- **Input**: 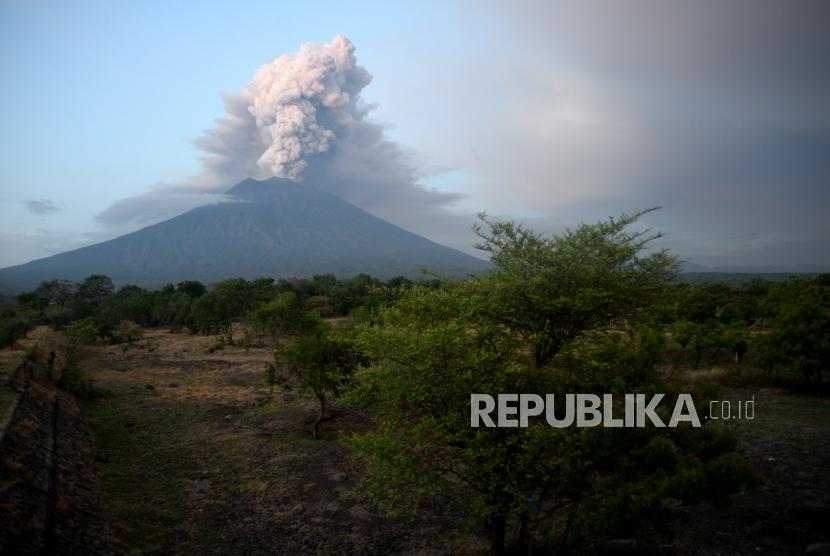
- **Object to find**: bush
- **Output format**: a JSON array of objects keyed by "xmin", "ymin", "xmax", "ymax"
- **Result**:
[
  {"xmin": 59, "ymin": 363, "xmax": 102, "ymax": 398},
  {"xmin": 63, "ymin": 318, "xmax": 100, "ymax": 347},
  {"xmin": 111, "ymin": 320, "xmax": 144, "ymax": 345},
  {"xmin": 207, "ymin": 335, "xmax": 226, "ymax": 353},
  {"xmin": 0, "ymin": 318, "xmax": 30, "ymax": 349}
]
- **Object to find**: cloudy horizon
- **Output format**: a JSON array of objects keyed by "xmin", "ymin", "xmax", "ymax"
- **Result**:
[{"xmin": 1, "ymin": 1, "xmax": 828, "ymax": 271}]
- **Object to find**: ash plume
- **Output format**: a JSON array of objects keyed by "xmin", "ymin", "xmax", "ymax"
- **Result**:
[
  {"xmin": 97, "ymin": 35, "xmax": 469, "ymax": 251},
  {"xmin": 190, "ymin": 34, "xmax": 373, "ymax": 188},
  {"xmin": 238, "ymin": 34, "xmax": 371, "ymax": 180}
]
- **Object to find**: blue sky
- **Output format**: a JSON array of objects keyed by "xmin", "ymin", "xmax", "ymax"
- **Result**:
[{"xmin": 1, "ymin": 1, "xmax": 828, "ymax": 269}]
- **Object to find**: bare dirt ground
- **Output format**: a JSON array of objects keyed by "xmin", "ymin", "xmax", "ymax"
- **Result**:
[{"xmin": 78, "ymin": 329, "xmax": 480, "ymax": 555}]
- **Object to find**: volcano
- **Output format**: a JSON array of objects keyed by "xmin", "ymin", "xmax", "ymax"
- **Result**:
[{"xmin": 0, "ymin": 178, "xmax": 489, "ymax": 291}]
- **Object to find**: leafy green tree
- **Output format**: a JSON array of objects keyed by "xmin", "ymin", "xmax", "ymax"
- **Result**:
[
  {"xmin": 758, "ymin": 279, "xmax": 830, "ymax": 382},
  {"xmin": 154, "ymin": 291, "xmax": 192, "ymax": 331},
  {"xmin": 246, "ymin": 291, "xmax": 317, "ymax": 341},
  {"xmin": 0, "ymin": 316, "xmax": 30, "ymax": 349},
  {"xmin": 471, "ymin": 209, "xmax": 677, "ymax": 368},
  {"xmin": 188, "ymin": 278, "xmax": 258, "ymax": 341},
  {"xmin": 21, "ymin": 279, "xmax": 76, "ymax": 310},
  {"xmin": 264, "ymin": 361, "xmax": 280, "ymax": 392},
  {"xmin": 274, "ymin": 317, "xmax": 359, "ymax": 438},
  {"xmin": 721, "ymin": 324, "xmax": 749, "ymax": 364},
  {"xmin": 385, "ymin": 275, "xmax": 413, "ymax": 289},
  {"xmin": 311, "ymin": 273, "xmax": 338, "ymax": 291},
  {"xmin": 74, "ymin": 274, "xmax": 115, "ymax": 316},
  {"xmin": 675, "ymin": 284, "xmax": 727, "ymax": 324},
  {"xmin": 176, "ymin": 280, "xmax": 207, "ymax": 298},
  {"xmin": 305, "ymin": 295, "xmax": 334, "ymax": 317},
  {"xmin": 97, "ymin": 285, "xmax": 155, "ymax": 328},
  {"xmin": 346, "ymin": 213, "xmax": 751, "ymax": 554}
]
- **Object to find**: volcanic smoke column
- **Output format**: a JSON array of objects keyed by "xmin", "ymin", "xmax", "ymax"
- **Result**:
[
  {"xmin": 97, "ymin": 35, "xmax": 460, "ymax": 236},
  {"xmin": 239, "ymin": 35, "xmax": 372, "ymax": 181}
]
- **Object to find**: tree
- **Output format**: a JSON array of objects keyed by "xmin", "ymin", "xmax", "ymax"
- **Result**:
[
  {"xmin": 188, "ymin": 278, "xmax": 257, "ymax": 342},
  {"xmin": 0, "ymin": 316, "xmax": 30, "ymax": 349},
  {"xmin": 246, "ymin": 291, "xmax": 317, "ymax": 341},
  {"xmin": 154, "ymin": 291, "xmax": 192, "ymax": 331},
  {"xmin": 76, "ymin": 274, "xmax": 114, "ymax": 305},
  {"xmin": 22, "ymin": 279, "xmax": 76, "ymax": 310},
  {"xmin": 97, "ymin": 285, "xmax": 155, "ymax": 328},
  {"xmin": 273, "ymin": 317, "xmax": 358, "ymax": 439},
  {"xmin": 472, "ymin": 209, "xmax": 678, "ymax": 368},
  {"xmin": 346, "ymin": 213, "xmax": 751, "ymax": 554},
  {"xmin": 758, "ymin": 279, "xmax": 830, "ymax": 382},
  {"xmin": 176, "ymin": 280, "xmax": 207, "ymax": 298},
  {"xmin": 721, "ymin": 324, "xmax": 749, "ymax": 364}
]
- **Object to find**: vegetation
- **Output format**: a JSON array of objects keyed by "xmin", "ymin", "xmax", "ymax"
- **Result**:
[
  {"xmin": 3, "ymin": 211, "xmax": 829, "ymax": 554},
  {"xmin": 754, "ymin": 279, "xmax": 830, "ymax": 382},
  {"xmin": 111, "ymin": 320, "xmax": 144, "ymax": 345},
  {"xmin": 60, "ymin": 317, "xmax": 102, "ymax": 397},
  {"xmin": 11, "ymin": 273, "xmax": 410, "ymax": 343},
  {"xmin": 345, "ymin": 212, "xmax": 755, "ymax": 553},
  {"xmin": 274, "ymin": 317, "xmax": 360, "ymax": 438}
]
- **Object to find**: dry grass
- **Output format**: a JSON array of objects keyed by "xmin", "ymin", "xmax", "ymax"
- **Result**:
[{"xmin": 78, "ymin": 328, "xmax": 470, "ymax": 555}]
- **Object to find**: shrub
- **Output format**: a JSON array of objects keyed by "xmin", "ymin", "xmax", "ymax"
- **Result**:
[
  {"xmin": 59, "ymin": 363, "xmax": 101, "ymax": 398},
  {"xmin": 63, "ymin": 317, "xmax": 100, "ymax": 347},
  {"xmin": 111, "ymin": 320, "xmax": 144, "ymax": 345},
  {"xmin": 207, "ymin": 335, "xmax": 226, "ymax": 353}
]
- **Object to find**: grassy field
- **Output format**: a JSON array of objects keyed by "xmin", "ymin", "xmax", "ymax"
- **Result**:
[
  {"xmin": 67, "ymin": 329, "xmax": 830, "ymax": 555},
  {"xmin": 78, "ymin": 329, "xmax": 470, "ymax": 555}
]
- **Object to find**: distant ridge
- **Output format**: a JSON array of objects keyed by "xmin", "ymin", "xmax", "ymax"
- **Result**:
[{"xmin": 0, "ymin": 178, "xmax": 490, "ymax": 291}]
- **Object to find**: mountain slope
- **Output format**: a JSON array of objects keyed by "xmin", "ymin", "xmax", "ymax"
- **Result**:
[{"xmin": 0, "ymin": 178, "xmax": 489, "ymax": 291}]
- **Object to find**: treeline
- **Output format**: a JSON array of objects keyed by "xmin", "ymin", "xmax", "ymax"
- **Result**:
[
  {"xmin": 662, "ymin": 275, "xmax": 830, "ymax": 382},
  {"xmin": 2, "ymin": 270, "xmax": 827, "ymax": 384},
  {"xmin": 0, "ymin": 273, "xmax": 425, "ymax": 348}
]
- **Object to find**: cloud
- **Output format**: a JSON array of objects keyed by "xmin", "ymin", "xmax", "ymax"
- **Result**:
[
  {"xmin": 95, "ymin": 187, "xmax": 232, "ymax": 229},
  {"xmin": 92, "ymin": 9, "xmax": 830, "ymax": 267},
  {"xmin": 398, "ymin": 0, "xmax": 830, "ymax": 266},
  {"xmin": 95, "ymin": 35, "xmax": 477, "ymax": 251},
  {"xmin": 25, "ymin": 199, "xmax": 60, "ymax": 215}
]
